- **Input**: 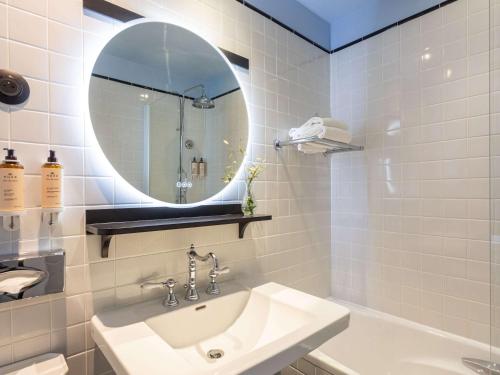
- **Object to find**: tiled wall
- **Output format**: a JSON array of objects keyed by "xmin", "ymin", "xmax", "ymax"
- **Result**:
[
  {"xmin": 0, "ymin": 0, "xmax": 331, "ymax": 374},
  {"xmin": 331, "ymin": 0, "xmax": 491, "ymax": 343}
]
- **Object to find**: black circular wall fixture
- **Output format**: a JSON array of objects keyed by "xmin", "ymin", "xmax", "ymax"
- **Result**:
[{"xmin": 0, "ymin": 69, "xmax": 30, "ymax": 105}]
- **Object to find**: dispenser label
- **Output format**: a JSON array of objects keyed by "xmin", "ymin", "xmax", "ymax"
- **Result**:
[
  {"xmin": 42, "ymin": 169, "xmax": 62, "ymax": 208},
  {"xmin": 0, "ymin": 168, "xmax": 24, "ymax": 211}
]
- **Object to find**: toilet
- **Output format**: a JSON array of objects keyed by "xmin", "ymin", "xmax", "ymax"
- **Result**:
[{"xmin": 0, "ymin": 353, "xmax": 68, "ymax": 375}]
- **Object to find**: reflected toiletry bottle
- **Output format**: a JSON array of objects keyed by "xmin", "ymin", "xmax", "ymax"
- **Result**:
[
  {"xmin": 0, "ymin": 148, "xmax": 24, "ymax": 212},
  {"xmin": 41, "ymin": 150, "xmax": 63, "ymax": 209},
  {"xmin": 191, "ymin": 157, "xmax": 198, "ymax": 177},
  {"xmin": 199, "ymin": 158, "xmax": 206, "ymax": 177}
]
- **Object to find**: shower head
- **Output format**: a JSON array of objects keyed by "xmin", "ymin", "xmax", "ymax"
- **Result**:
[{"xmin": 192, "ymin": 91, "xmax": 215, "ymax": 109}]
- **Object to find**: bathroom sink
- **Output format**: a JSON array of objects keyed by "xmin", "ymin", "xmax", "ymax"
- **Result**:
[{"xmin": 91, "ymin": 282, "xmax": 350, "ymax": 375}]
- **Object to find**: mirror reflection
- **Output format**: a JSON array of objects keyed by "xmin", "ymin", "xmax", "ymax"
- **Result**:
[{"xmin": 89, "ymin": 22, "xmax": 248, "ymax": 204}]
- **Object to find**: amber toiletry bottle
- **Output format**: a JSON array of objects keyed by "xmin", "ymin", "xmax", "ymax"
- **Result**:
[
  {"xmin": 41, "ymin": 150, "xmax": 63, "ymax": 209},
  {"xmin": 0, "ymin": 148, "xmax": 24, "ymax": 212}
]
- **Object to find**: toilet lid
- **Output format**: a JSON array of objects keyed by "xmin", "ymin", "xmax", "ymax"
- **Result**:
[{"xmin": 0, "ymin": 353, "xmax": 68, "ymax": 375}]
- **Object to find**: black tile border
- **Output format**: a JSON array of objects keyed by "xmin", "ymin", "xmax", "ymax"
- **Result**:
[
  {"xmin": 332, "ymin": 0, "xmax": 459, "ymax": 53},
  {"xmin": 235, "ymin": 0, "xmax": 331, "ymax": 53},
  {"xmin": 83, "ymin": 0, "xmax": 250, "ymax": 70},
  {"xmin": 83, "ymin": 0, "xmax": 460, "ymax": 60},
  {"xmin": 91, "ymin": 73, "xmax": 241, "ymax": 101}
]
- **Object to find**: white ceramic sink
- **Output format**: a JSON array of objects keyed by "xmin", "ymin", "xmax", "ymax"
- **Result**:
[{"xmin": 91, "ymin": 282, "xmax": 350, "ymax": 375}]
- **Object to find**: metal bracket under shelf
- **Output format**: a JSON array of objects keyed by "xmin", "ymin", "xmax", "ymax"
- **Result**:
[
  {"xmin": 274, "ymin": 136, "xmax": 364, "ymax": 155},
  {"xmin": 100, "ymin": 235, "xmax": 113, "ymax": 258}
]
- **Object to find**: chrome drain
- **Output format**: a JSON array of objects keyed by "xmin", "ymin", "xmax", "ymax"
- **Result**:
[{"xmin": 207, "ymin": 349, "xmax": 224, "ymax": 359}]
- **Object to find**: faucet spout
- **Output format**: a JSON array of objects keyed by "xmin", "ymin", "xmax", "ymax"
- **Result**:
[{"xmin": 184, "ymin": 244, "xmax": 230, "ymax": 300}]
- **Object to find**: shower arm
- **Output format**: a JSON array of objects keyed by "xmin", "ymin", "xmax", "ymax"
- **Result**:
[{"xmin": 181, "ymin": 84, "xmax": 205, "ymax": 100}]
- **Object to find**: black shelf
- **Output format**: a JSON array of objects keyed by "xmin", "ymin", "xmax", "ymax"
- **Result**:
[{"xmin": 86, "ymin": 204, "xmax": 271, "ymax": 258}]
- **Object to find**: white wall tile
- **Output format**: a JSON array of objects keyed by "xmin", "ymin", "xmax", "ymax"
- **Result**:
[
  {"xmin": 0, "ymin": 4, "xmax": 6, "ymax": 38},
  {"xmin": 8, "ymin": 0, "xmax": 46, "ymax": 16},
  {"xmin": 23, "ymin": 79, "xmax": 49, "ymax": 112},
  {"xmin": 48, "ymin": 0, "xmax": 82, "ymax": 28},
  {"xmin": 48, "ymin": 21, "xmax": 82, "ymax": 57},
  {"xmin": 12, "ymin": 334, "xmax": 50, "ymax": 362},
  {"xmin": 49, "ymin": 53, "xmax": 83, "ymax": 85},
  {"xmin": 331, "ymin": 0, "xmax": 492, "ymax": 343},
  {"xmin": 12, "ymin": 303, "xmax": 50, "ymax": 341},
  {"xmin": 11, "ymin": 110, "xmax": 49, "ymax": 143},
  {"xmin": 7, "ymin": 8, "xmax": 47, "ymax": 48},
  {"xmin": 49, "ymin": 115, "xmax": 84, "ymax": 147},
  {"xmin": 49, "ymin": 84, "xmax": 82, "ymax": 116},
  {"xmin": 9, "ymin": 42, "xmax": 48, "ymax": 81},
  {"xmin": 0, "ymin": 310, "xmax": 11, "ymax": 346},
  {"xmin": 84, "ymin": 177, "xmax": 113, "ymax": 205}
]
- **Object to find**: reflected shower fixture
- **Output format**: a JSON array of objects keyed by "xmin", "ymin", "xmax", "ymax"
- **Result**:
[
  {"xmin": 192, "ymin": 89, "xmax": 215, "ymax": 109},
  {"xmin": 182, "ymin": 84, "xmax": 215, "ymax": 110},
  {"xmin": 176, "ymin": 84, "xmax": 215, "ymax": 203}
]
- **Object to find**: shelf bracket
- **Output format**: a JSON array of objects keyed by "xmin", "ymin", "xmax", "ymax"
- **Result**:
[
  {"xmin": 238, "ymin": 221, "xmax": 250, "ymax": 239},
  {"xmin": 101, "ymin": 235, "xmax": 113, "ymax": 258}
]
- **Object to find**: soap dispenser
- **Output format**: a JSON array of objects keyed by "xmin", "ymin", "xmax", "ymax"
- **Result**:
[
  {"xmin": 41, "ymin": 150, "xmax": 63, "ymax": 225},
  {"xmin": 199, "ymin": 158, "xmax": 206, "ymax": 177},
  {"xmin": 0, "ymin": 148, "xmax": 24, "ymax": 231},
  {"xmin": 0, "ymin": 148, "xmax": 24, "ymax": 212},
  {"xmin": 191, "ymin": 157, "xmax": 198, "ymax": 177}
]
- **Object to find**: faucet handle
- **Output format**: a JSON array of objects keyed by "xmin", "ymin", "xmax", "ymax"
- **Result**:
[
  {"xmin": 164, "ymin": 278, "xmax": 179, "ymax": 307},
  {"xmin": 166, "ymin": 278, "xmax": 176, "ymax": 289},
  {"xmin": 206, "ymin": 266, "xmax": 230, "ymax": 295},
  {"xmin": 213, "ymin": 266, "xmax": 230, "ymax": 276},
  {"xmin": 141, "ymin": 281, "xmax": 167, "ymax": 290}
]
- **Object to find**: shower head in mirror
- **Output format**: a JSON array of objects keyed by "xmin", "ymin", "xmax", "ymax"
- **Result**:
[{"xmin": 192, "ymin": 90, "xmax": 215, "ymax": 109}]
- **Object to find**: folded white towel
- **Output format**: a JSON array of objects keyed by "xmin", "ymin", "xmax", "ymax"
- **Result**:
[
  {"xmin": 315, "ymin": 117, "xmax": 348, "ymax": 131},
  {"xmin": 320, "ymin": 126, "xmax": 352, "ymax": 144},
  {"xmin": 289, "ymin": 117, "xmax": 350, "ymax": 140},
  {"xmin": 297, "ymin": 143, "xmax": 330, "ymax": 154},
  {"xmin": 290, "ymin": 124, "xmax": 352, "ymax": 144}
]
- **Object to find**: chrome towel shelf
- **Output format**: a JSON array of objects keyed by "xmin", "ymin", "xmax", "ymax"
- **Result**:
[{"xmin": 274, "ymin": 136, "xmax": 364, "ymax": 155}]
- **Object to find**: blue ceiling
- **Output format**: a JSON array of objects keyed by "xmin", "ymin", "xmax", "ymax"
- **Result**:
[{"xmin": 246, "ymin": 0, "xmax": 444, "ymax": 50}]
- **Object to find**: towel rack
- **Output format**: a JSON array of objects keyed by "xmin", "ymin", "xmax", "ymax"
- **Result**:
[{"xmin": 274, "ymin": 136, "xmax": 364, "ymax": 155}]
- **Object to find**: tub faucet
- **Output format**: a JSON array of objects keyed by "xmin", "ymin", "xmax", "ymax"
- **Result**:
[{"xmin": 184, "ymin": 244, "xmax": 230, "ymax": 301}]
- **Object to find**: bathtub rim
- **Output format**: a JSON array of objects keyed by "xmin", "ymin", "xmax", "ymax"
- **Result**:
[{"xmin": 305, "ymin": 298, "xmax": 495, "ymax": 375}]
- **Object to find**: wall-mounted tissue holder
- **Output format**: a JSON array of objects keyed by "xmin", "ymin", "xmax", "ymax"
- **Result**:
[{"xmin": 0, "ymin": 250, "xmax": 65, "ymax": 303}]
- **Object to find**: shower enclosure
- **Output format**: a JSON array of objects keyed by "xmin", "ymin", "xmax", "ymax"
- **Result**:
[{"xmin": 326, "ymin": 0, "xmax": 497, "ymax": 373}]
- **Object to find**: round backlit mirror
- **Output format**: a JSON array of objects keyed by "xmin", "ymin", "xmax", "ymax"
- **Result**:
[{"xmin": 88, "ymin": 21, "xmax": 249, "ymax": 204}]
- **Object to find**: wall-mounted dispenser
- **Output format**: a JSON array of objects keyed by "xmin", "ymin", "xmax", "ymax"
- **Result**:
[
  {"xmin": 0, "ymin": 250, "xmax": 65, "ymax": 303},
  {"xmin": 0, "ymin": 148, "xmax": 24, "ymax": 231},
  {"xmin": 199, "ymin": 158, "xmax": 206, "ymax": 177},
  {"xmin": 0, "ymin": 69, "xmax": 30, "ymax": 106},
  {"xmin": 41, "ymin": 150, "xmax": 63, "ymax": 226}
]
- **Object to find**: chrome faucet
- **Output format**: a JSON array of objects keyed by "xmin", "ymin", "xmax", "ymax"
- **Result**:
[
  {"xmin": 141, "ymin": 278, "xmax": 179, "ymax": 307},
  {"xmin": 184, "ymin": 244, "xmax": 230, "ymax": 301}
]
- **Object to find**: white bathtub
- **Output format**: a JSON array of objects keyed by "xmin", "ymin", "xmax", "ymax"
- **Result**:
[{"xmin": 304, "ymin": 301, "xmax": 492, "ymax": 375}]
